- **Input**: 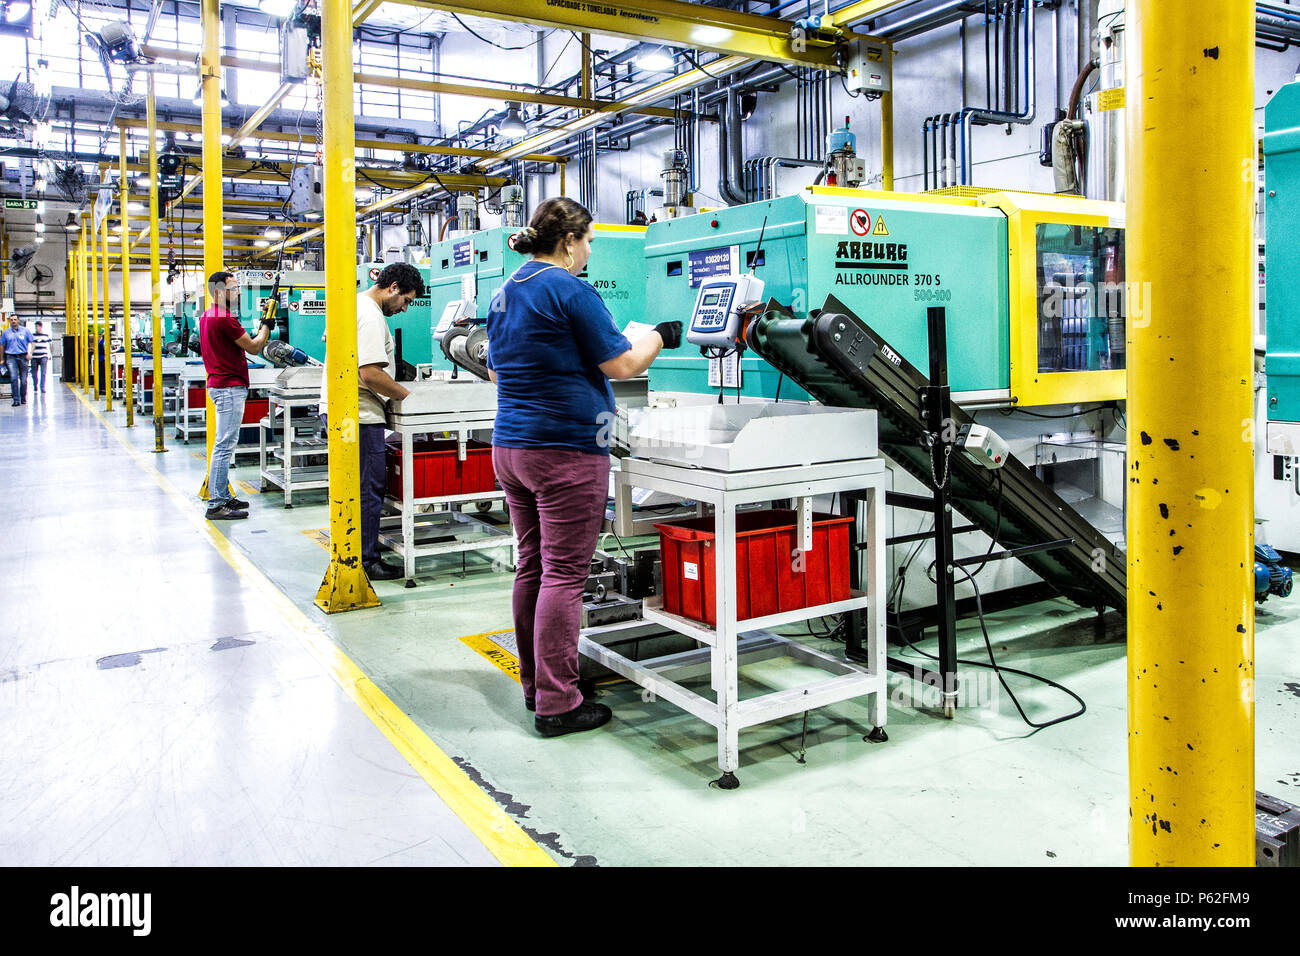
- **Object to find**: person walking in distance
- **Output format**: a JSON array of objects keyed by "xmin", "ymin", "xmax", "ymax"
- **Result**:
[
  {"xmin": 319, "ymin": 262, "xmax": 424, "ymax": 581},
  {"xmin": 2, "ymin": 315, "xmax": 32, "ymax": 407},
  {"xmin": 198, "ymin": 272, "xmax": 273, "ymax": 520},
  {"xmin": 28, "ymin": 320, "xmax": 51, "ymax": 395}
]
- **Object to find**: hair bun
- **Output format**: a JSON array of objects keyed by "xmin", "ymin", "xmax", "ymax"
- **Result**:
[{"xmin": 523, "ymin": 226, "xmax": 538, "ymax": 238}]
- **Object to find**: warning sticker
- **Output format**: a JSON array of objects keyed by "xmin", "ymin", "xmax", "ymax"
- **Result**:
[
  {"xmin": 815, "ymin": 205, "xmax": 848, "ymax": 235},
  {"xmin": 850, "ymin": 208, "xmax": 871, "ymax": 236},
  {"xmin": 368, "ymin": 267, "xmax": 380, "ymax": 280},
  {"xmin": 300, "ymin": 299, "xmax": 326, "ymax": 316},
  {"xmin": 872, "ymin": 215, "xmax": 890, "ymax": 236},
  {"xmin": 1098, "ymin": 87, "xmax": 1125, "ymax": 112}
]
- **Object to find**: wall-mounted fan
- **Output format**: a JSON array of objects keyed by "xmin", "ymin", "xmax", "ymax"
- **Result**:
[{"xmin": 25, "ymin": 263, "xmax": 52, "ymax": 288}]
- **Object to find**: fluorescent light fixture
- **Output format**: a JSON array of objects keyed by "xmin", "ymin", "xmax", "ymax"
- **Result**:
[
  {"xmin": 222, "ymin": 224, "xmax": 232, "ymax": 231},
  {"xmin": 499, "ymin": 103, "xmax": 529, "ymax": 139},
  {"xmin": 258, "ymin": 0, "xmax": 296, "ymax": 17},
  {"xmin": 635, "ymin": 49, "xmax": 675, "ymax": 72},
  {"xmin": 34, "ymin": 219, "xmax": 45, "ymax": 233},
  {"xmin": 35, "ymin": 200, "xmax": 45, "ymax": 215},
  {"xmin": 34, "ymin": 234, "xmax": 45, "ymax": 244},
  {"xmin": 265, "ymin": 226, "xmax": 283, "ymax": 240},
  {"xmin": 65, "ymin": 213, "xmax": 79, "ymax": 231},
  {"xmin": 127, "ymin": 201, "xmax": 144, "ymax": 213},
  {"xmin": 254, "ymin": 239, "xmax": 270, "ymax": 248}
]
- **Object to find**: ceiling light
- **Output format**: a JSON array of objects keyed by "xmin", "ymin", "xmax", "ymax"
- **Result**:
[
  {"xmin": 499, "ymin": 103, "xmax": 529, "ymax": 140},
  {"xmin": 223, "ymin": 224, "xmax": 232, "ymax": 231},
  {"xmin": 192, "ymin": 85, "xmax": 230, "ymax": 108},
  {"xmin": 258, "ymin": 0, "xmax": 297, "ymax": 17},
  {"xmin": 65, "ymin": 213, "xmax": 78, "ymax": 231},
  {"xmin": 355, "ymin": 187, "xmax": 374, "ymax": 203},
  {"xmin": 691, "ymin": 26, "xmax": 732, "ymax": 45},
  {"xmin": 34, "ymin": 234, "xmax": 45, "ymax": 244},
  {"xmin": 127, "ymin": 201, "xmax": 144, "ymax": 213},
  {"xmin": 33, "ymin": 218, "xmax": 45, "ymax": 233},
  {"xmin": 265, "ymin": 226, "xmax": 283, "ymax": 240},
  {"xmin": 254, "ymin": 239, "xmax": 270, "ymax": 248},
  {"xmin": 635, "ymin": 48, "xmax": 675, "ymax": 73}
]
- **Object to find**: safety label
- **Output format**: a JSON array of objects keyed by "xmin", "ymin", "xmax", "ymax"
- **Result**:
[
  {"xmin": 1098, "ymin": 87, "xmax": 1125, "ymax": 112},
  {"xmin": 368, "ymin": 267, "xmax": 380, "ymax": 281},
  {"xmin": 688, "ymin": 245, "xmax": 737, "ymax": 288},
  {"xmin": 815, "ymin": 205, "xmax": 848, "ymax": 235},
  {"xmin": 300, "ymin": 299, "xmax": 326, "ymax": 315},
  {"xmin": 708, "ymin": 351, "xmax": 742, "ymax": 389},
  {"xmin": 872, "ymin": 215, "xmax": 890, "ymax": 236},
  {"xmin": 850, "ymin": 208, "xmax": 872, "ymax": 236},
  {"xmin": 453, "ymin": 240, "xmax": 473, "ymax": 266}
]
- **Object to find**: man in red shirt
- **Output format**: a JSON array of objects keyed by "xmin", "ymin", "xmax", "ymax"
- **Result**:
[{"xmin": 199, "ymin": 271, "xmax": 273, "ymax": 520}]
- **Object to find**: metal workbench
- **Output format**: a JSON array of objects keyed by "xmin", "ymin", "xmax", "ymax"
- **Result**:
[
  {"xmin": 380, "ymin": 377, "xmax": 515, "ymax": 587},
  {"xmin": 258, "ymin": 367, "xmax": 328, "ymax": 507},
  {"xmin": 584, "ymin": 403, "xmax": 889, "ymax": 788}
]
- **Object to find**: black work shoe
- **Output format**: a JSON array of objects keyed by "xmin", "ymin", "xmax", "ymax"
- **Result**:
[
  {"xmin": 534, "ymin": 701, "xmax": 612, "ymax": 738},
  {"xmin": 227, "ymin": 497, "xmax": 250, "ymax": 509},
  {"xmin": 525, "ymin": 677, "xmax": 597, "ymax": 712},
  {"xmin": 365, "ymin": 561, "xmax": 404, "ymax": 581},
  {"xmin": 206, "ymin": 504, "xmax": 248, "ymax": 521}
]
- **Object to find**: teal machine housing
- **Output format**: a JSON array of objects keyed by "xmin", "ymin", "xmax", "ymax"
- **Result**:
[
  {"xmin": 358, "ymin": 263, "xmax": 435, "ymax": 366},
  {"xmin": 1265, "ymin": 82, "xmax": 1300, "ymax": 429},
  {"xmin": 424, "ymin": 224, "xmax": 648, "ymax": 372},
  {"xmin": 237, "ymin": 269, "xmax": 329, "ymax": 360},
  {"xmin": 643, "ymin": 191, "xmax": 1010, "ymax": 399}
]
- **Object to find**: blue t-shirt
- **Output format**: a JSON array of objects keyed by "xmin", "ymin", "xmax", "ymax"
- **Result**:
[
  {"xmin": 487, "ymin": 261, "xmax": 632, "ymax": 455},
  {"xmin": 2, "ymin": 327, "xmax": 32, "ymax": 355}
]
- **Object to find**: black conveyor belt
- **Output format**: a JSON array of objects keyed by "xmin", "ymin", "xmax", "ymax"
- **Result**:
[{"xmin": 747, "ymin": 295, "xmax": 1126, "ymax": 611}]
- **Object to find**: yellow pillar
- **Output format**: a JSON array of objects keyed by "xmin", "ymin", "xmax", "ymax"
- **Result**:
[
  {"xmin": 315, "ymin": 0, "xmax": 379, "ymax": 612},
  {"xmin": 101, "ymin": 212, "xmax": 112, "ymax": 412},
  {"xmin": 198, "ymin": 0, "xmax": 223, "ymax": 497},
  {"xmin": 120, "ymin": 128, "xmax": 134, "ymax": 427},
  {"xmin": 1126, "ymin": 0, "xmax": 1255, "ymax": 866},
  {"xmin": 78, "ymin": 227, "xmax": 87, "ymax": 390},
  {"xmin": 148, "ymin": 75, "xmax": 166, "ymax": 453},
  {"xmin": 89, "ymin": 218, "xmax": 99, "ymax": 399}
]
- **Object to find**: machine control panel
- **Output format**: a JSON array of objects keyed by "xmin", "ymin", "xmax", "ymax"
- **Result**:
[{"xmin": 687, "ymin": 274, "xmax": 765, "ymax": 349}]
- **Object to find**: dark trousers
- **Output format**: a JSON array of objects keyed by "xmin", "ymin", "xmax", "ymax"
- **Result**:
[
  {"xmin": 319, "ymin": 415, "xmax": 389, "ymax": 568},
  {"xmin": 493, "ymin": 446, "xmax": 610, "ymax": 716},
  {"xmin": 6, "ymin": 355, "xmax": 28, "ymax": 404},
  {"xmin": 29, "ymin": 357, "xmax": 46, "ymax": 392}
]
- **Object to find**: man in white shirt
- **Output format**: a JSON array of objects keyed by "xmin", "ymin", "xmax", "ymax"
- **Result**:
[{"xmin": 321, "ymin": 263, "xmax": 424, "ymax": 580}]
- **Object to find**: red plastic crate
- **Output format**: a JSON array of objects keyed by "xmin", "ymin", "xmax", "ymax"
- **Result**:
[
  {"xmin": 242, "ymin": 398, "xmax": 268, "ymax": 425},
  {"xmin": 187, "ymin": 386, "xmax": 206, "ymax": 408},
  {"xmin": 655, "ymin": 510, "xmax": 854, "ymax": 627},
  {"xmin": 386, "ymin": 439, "xmax": 496, "ymax": 500}
]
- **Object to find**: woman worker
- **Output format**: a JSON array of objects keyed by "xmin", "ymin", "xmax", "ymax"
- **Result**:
[{"xmin": 487, "ymin": 197, "xmax": 682, "ymax": 737}]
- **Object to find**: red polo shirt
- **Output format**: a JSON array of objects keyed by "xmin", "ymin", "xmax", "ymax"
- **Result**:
[{"xmin": 199, "ymin": 306, "xmax": 250, "ymax": 388}]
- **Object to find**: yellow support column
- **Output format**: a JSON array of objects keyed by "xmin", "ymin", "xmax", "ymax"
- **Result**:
[
  {"xmin": 148, "ymin": 75, "xmax": 167, "ymax": 453},
  {"xmin": 77, "ymin": 228, "xmax": 86, "ymax": 390},
  {"xmin": 89, "ymin": 218, "xmax": 99, "ymax": 399},
  {"xmin": 120, "ymin": 128, "xmax": 134, "ymax": 427},
  {"xmin": 1126, "ymin": 0, "xmax": 1255, "ymax": 865},
  {"xmin": 198, "ymin": 0, "xmax": 222, "ymax": 498},
  {"xmin": 101, "ymin": 212, "xmax": 112, "ymax": 412},
  {"xmin": 315, "ymin": 0, "xmax": 379, "ymax": 612},
  {"xmin": 880, "ymin": 45, "xmax": 894, "ymax": 191}
]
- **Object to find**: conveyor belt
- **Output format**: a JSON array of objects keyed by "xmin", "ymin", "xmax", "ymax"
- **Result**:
[{"xmin": 747, "ymin": 295, "xmax": 1126, "ymax": 611}]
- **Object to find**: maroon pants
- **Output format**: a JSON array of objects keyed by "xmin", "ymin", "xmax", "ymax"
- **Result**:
[{"xmin": 493, "ymin": 446, "xmax": 609, "ymax": 716}]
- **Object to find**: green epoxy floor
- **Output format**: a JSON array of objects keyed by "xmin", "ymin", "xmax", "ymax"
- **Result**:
[{"xmin": 6, "ymin": 383, "xmax": 1299, "ymax": 866}]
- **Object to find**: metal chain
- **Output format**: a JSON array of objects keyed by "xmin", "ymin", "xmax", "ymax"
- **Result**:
[
  {"xmin": 922, "ymin": 432, "xmax": 952, "ymax": 490},
  {"xmin": 310, "ymin": 49, "xmax": 324, "ymax": 165}
]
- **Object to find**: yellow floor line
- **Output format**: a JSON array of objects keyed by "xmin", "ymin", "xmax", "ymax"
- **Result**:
[
  {"xmin": 235, "ymin": 479, "xmax": 261, "ymax": 496},
  {"xmin": 302, "ymin": 528, "xmax": 331, "ymax": 552},
  {"xmin": 70, "ymin": 386, "xmax": 555, "ymax": 868},
  {"xmin": 460, "ymin": 630, "xmax": 521, "ymax": 684}
]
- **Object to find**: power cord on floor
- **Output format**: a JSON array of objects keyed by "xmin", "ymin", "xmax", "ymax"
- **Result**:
[{"xmin": 906, "ymin": 560, "xmax": 1086, "ymax": 730}]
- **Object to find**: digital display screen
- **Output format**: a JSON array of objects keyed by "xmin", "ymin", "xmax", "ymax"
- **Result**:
[{"xmin": 701, "ymin": 293, "xmax": 721, "ymax": 306}]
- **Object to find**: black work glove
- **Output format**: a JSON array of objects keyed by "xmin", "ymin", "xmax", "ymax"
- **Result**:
[
  {"xmin": 654, "ymin": 321, "xmax": 683, "ymax": 350},
  {"xmin": 259, "ymin": 315, "xmax": 276, "ymax": 330}
]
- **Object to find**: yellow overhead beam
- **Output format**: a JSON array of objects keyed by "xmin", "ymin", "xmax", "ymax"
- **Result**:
[
  {"xmin": 117, "ymin": 117, "xmax": 571, "ymax": 162},
  {"xmin": 388, "ymin": 0, "xmax": 849, "ymax": 67},
  {"xmin": 228, "ymin": 81, "xmax": 297, "ymax": 150},
  {"xmin": 493, "ymin": 54, "xmax": 751, "ymax": 161},
  {"xmin": 113, "ymin": 158, "xmax": 502, "ymax": 190},
  {"xmin": 136, "ymin": 44, "xmax": 682, "ymax": 124},
  {"xmin": 352, "ymin": 0, "xmax": 383, "ymax": 26},
  {"xmin": 827, "ymin": 0, "xmax": 919, "ymax": 28}
]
